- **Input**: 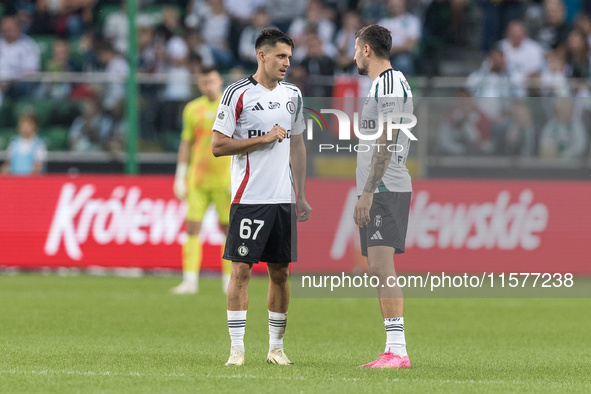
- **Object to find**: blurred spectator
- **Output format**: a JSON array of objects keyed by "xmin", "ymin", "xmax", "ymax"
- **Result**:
[
  {"xmin": 35, "ymin": 39, "xmax": 77, "ymax": 100},
  {"xmin": 493, "ymin": 101, "xmax": 536, "ymax": 156},
  {"xmin": 540, "ymin": 50, "xmax": 571, "ymax": 96},
  {"xmin": 539, "ymin": 98, "xmax": 587, "ymax": 158},
  {"xmin": 185, "ymin": 29, "xmax": 215, "ymax": 68},
  {"xmin": 1, "ymin": 113, "xmax": 47, "ymax": 175},
  {"xmin": 0, "ymin": 16, "xmax": 40, "ymax": 100},
  {"xmin": 296, "ymin": 30, "xmax": 336, "ymax": 97},
  {"xmin": 574, "ymin": 13, "xmax": 591, "ymax": 48},
  {"xmin": 77, "ymin": 30, "xmax": 101, "ymax": 72},
  {"xmin": 437, "ymin": 92, "xmax": 493, "ymax": 155},
  {"xmin": 8, "ymin": 0, "xmax": 36, "ymax": 33},
  {"xmin": 335, "ymin": 11, "xmax": 362, "ymax": 73},
  {"xmin": 200, "ymin": 0, "xmax": 233, "ymax": 69},
  {"xmin": 159, "ymin": 34, "xmax": 191, "ymax": 131},
  {"xmin": 480, "ymin": 0, "xmax": 526, "ymax": 52},
  {"xmin": 225, "ymin": 0, "xmax": 267, "ymax": 25},
  {"xmin": 238, "ymin": 7, "xmax": 272, "ymax": 70},
  {"xmin": 358, "ymin": 0, "xmax": 389, "ymax": 23},
  {"xmin": 466, "ymin": 47, "xmax": 519, "ymax": 118},
  {"xmin": 565, "ymin": 29, "xmax": 591, "ymax": 79},
  {"xmin": 104, "ymin": 1, "xmax": 153, "ymax": 54},
  {"xmin": 95, "ymin": 41, "xmax": 128, "ymax": 113},
  {"xmin": 535, "ymin": 0, "xmax": 571, "ymax": 50},
  {"xmin": 27, "ymin": 0, "xmax": 94, "ymax": 37},
  {"xmin": 69, "ymin": 100, "xmax": 114, "ymax": 152},
  {"xmin": 378, "ymin": 0, "xmax": 421, "ymax": 76},
  {"xmin": 266, "ymin": 0, "xmax": 306, "ymax": 32},
  {"xmin": 289, "ymin": 0, "xmax": 336, "ymax": 57},
  {"xmin": 499, "ymin": 20, "xmax": 545, "ymax": 87},
  {"xmin": 138, "ymin": 20, "xmax": 157, "ymax": 73}
]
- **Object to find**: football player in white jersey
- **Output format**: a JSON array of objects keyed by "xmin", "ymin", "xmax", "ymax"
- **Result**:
[
  {"xmin": 212, "ymin": 28, "xmax": 312, "ymax": 366},
  {"xmin": 353, "ymin": 24, "xmax": 414, "ymax": 369}
]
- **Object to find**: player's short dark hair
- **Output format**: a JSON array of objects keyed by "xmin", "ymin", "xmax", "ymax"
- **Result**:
[
  {"xmin": 199, "ymin": 66, "xmax": 219, "ymax": 75},
  {"xmin": 355, "ymin": 24, "xmax": 392, "ymax": 60},
  {"xmin": 255, "ymin": 28, "xmax": 294, "ymax": 51}
]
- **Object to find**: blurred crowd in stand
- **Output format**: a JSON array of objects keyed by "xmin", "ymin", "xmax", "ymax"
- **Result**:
[{"xmin": 0, "ymin": 0, "xmax": 590, "ymax": 165}]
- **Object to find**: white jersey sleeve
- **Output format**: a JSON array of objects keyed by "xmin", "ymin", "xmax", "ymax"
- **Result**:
[{"xmin": 213, "ymin": 78, "xmax": 251, "ymax": 137}]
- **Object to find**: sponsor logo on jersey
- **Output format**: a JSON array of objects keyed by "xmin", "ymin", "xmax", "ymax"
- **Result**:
[
  {"xmin": 248, "ymin": 129, "xmax": 291, "ymax": 139},
  {"xmin": 252, "ymin": 102, "xmax": 264, "ymax": 111},
  {"xmin": 268, "ymin": 102, "xmax": 280, "ymax": 109},
  {"xmin": 237, "ymin": 245, "xmax": 249, "ymax": 256}
]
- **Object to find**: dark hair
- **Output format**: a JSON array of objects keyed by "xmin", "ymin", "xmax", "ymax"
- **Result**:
[
  {"xmin": 355, "ymin": 24, "xmax": 392, "ymax": 60},
  {"xmin": 255, "ymin": 28, "xmax": 294, "ymax": 51},
  {"xmin": 199, "ymin": 66, "xmax": 219, "ymax": 75}
]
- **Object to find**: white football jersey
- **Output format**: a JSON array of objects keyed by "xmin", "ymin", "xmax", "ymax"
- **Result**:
[
  {"xmin": 356, "ymin": 69, "xmax": 414, "ymax": 195},
  {"xmin": 213, "ymin": 77, "xmax": 305, "ymax": 204}
]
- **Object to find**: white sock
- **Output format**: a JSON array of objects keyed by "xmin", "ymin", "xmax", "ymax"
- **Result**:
[
  {"xmin": 184, "ymin": 271, "xmax": 198, "ymax": 285},
  {"xmin": 384, "ymin": 317, "xmax": 407, "ymax": 356},
  {"xmin": 268, "ymin": 311, "xmax": 287, "ymax": 351},
  {"xmin": 227, "ymin": 310, "xmax": 247, "ymax": 352}
]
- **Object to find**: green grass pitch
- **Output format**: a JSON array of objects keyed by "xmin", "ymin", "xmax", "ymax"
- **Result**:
[{"xmin": 1, "ymin": 274, "xmax": 590, "ymax": 393}]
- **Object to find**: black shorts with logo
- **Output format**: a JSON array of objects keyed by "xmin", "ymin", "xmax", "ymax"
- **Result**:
[
  {"xmin": 223, "ymin": 203, "xmax": 297, "ymax": 264},
  {"xmin": 359, "ymin": 192, "xmax": 411, "ymax": 256}
]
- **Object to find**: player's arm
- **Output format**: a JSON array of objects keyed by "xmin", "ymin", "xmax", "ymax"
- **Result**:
[
  {"xmin": 290, "ymin": 133, "xmax": 312, "ymax": 222},
  {"xmin": 211, "ymin": 126, "xmax": 287, "ymax": 157},
  {"xmin": 174, "ymin": 104, "xmax": 195, "ymax": 200},
  {"xmin": 354, "ymin": 126, "xmax": 395, "ymax": 227}
]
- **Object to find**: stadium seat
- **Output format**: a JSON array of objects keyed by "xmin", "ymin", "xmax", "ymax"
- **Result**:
[
  {"xmin": 0, "ymin": 4, "xmax": 4, "ymax": 19},
  {"xmin": 160, "ymin": 131, "xmax": 180, "ymax": 153},
  {"xmin": 0, "ymin": 99, "xmax": 14, "ymax": 128},
  {"xmin": 39, "ymin": 127, "xmax": 69, "ymax": 151},
  {"xmin": 0, "ymin": 128, "xmax": 15, "ymax": 150},
  {"xmin": 32, "ymin": 35, "xmax": 57, "ymax": 70}
]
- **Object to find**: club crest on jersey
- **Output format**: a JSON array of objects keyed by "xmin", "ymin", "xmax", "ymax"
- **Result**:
[
  {"xmin": 286, "ymin": 101, "xmax": 296, "ymax": 114},
  {"xmin": 237, "ymin": 245, "xmax": 249, "ymax": 257},
  {"xmin": 269, "ymin": 102, "xmax": 280, "ymax": 109},
  {"xmin": 374, "ymin": 215, "xmax": 382, "ymax": 227}
]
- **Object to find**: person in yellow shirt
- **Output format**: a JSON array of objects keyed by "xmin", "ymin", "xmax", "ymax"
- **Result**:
[{"xmin": 172, "ymin": 67, "xmax": 232, "ymax": 294}]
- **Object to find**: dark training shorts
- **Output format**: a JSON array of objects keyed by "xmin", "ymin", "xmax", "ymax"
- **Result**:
[
  {"xmin": 359, "ymin": 192, "xmax": 411, "ymax": 256},
  {"xmin": 223, "ymin": 203, "xmax": 296, "ymax": 264}
]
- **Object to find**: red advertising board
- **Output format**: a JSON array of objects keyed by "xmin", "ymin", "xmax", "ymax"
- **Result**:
[{"xmin": 0, "ymin": 176, "xmax": 589, "ymax": 274}]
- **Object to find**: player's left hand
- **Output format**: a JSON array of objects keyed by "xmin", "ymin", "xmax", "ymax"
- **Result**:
[
  {"xmin": 295, "ymin": 198, "xmax": 312, "ymax": 222},
  {"xmin": 354, "ymin": 192, "xmax": 373, "ymax": 227}
]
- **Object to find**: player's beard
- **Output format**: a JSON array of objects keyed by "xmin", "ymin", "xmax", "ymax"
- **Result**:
[{"xmin": 356, "ymin": 60, "xmax": 368, "ymax": 76}]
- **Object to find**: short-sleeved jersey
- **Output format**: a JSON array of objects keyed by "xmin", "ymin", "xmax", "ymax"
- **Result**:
[
  {"xmin": 213, "ymin": 76, "xmax": 305, "ymax": 204},
  {"xmin": 356, "ymin": 69, "xmax": 414, "ymax": 195},
  {"xmin": 181, "ymin": 96, "xmax": 231, "ymax": 189}
]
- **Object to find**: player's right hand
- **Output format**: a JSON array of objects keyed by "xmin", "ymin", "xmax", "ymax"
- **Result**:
[
  {"xmin": 174, "ymin": 163, "xmax": 188, "ymax": 200},
  {"xmin": 173, "ymin": 178, "xmax": 187, "ymax": 200},
  {"xmin": 264, "ymin": 125, "xmax": 288, "ymax": 144}
]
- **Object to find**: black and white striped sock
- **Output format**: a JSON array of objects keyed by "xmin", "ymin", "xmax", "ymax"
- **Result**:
[
  {"xmin": 384, "ymin": 317, "xmax": 407, "ymax": 356},
  {"xmin": 269, "ymin": 311, "xmax": 287, "ymax": 351},
  {"xmin": 227, "ymin": 310, "xmax": 246, "ymax": 352}
]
